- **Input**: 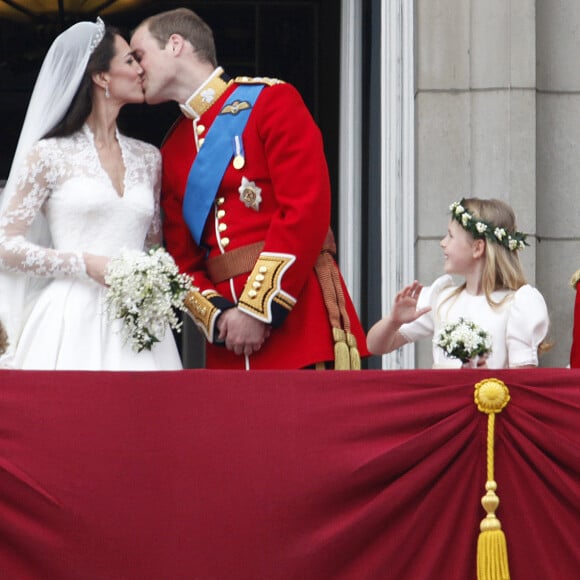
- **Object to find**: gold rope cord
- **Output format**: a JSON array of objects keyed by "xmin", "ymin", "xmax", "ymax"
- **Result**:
[
  {"xmin": 313, "ymin": 229, "xmax": 361, "ymax": 370},
  {"xmin": 474, "ymin": 378, "xmax": 511, "ymax": 580}
]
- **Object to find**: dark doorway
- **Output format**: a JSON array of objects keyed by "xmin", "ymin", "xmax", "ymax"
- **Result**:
[{"xmin": 0, "ymin": 0, "xmax": 340, "ymax": 213}]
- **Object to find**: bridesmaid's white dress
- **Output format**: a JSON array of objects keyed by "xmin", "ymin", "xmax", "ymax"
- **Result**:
[
  {"xmin": 0, "ymin": 124, "xmax": 182, "ymax": 370},
  {"xmin": 399, "ymin": 274, "xmax": 549, "ymax": 369}
]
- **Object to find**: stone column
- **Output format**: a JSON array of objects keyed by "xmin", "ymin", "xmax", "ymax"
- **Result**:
[
  {"xmin": 415, "ymin": 0, "xmax": 542, "ymax": 366},
  {"xmin": 536, "ymin": 2, "xmax": 580, "ymax": 367}
]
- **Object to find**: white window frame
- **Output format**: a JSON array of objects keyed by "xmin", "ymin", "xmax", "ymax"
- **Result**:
[{"xmin": 339, "ymin": 0, "xmax": 415, "ymax": 369}]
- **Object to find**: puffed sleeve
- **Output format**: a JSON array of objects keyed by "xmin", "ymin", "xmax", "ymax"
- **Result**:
[
  {"xmin": 506, "ymin": 285, "xmax": 549, "ymax": 367},
  {"xmin": 399, "ymin": 275, "xmax": 454, "ymax": 342}
]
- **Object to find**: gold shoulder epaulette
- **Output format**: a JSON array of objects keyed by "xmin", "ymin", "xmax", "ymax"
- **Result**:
[
  {"xmin": 234, "ymin": 76, "xmax": 285, "ymax": 86},
  {"xmin": 570, "ymin": 269, "xmax": 580, "ymax": 289}
]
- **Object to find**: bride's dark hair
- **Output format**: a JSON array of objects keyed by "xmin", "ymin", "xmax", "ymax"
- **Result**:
[{"xmin": 43, "ymin": 26, "xmax": 119, "ymax": 139}]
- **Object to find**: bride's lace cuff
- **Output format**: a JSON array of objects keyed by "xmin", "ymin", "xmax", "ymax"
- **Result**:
[
  {"xmin": 75, "ymin": 252, "xmax": 90, "ymax": 279},
  {"xmin": 0, "ymin": 232, "xmax": 89, "ymax": 279}
]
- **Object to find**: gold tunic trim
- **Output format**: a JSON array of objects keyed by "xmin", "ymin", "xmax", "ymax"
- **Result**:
[
  {"xmin": 237, "ymin": 252, "xmax": 296, "ymax": 323},
  {"xmin": 234, "ymin": 75, "xmax": 284, "ymax": 86},
  {"xmin": 180, "ymin": 67, "xmax": 232, "ymax": 119},
  {"xmin": 184, "ymin": 289, "xmax": 221, "ymax": 340}
]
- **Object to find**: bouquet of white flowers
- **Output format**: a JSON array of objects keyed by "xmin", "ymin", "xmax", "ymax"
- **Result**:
[
  {"xmin": 434, "ymin": 317, "xmax": 492, "ymax": 364},
  {"xmin": 104, "ymin": 247, "xmax": 193, "ymax": 353}
]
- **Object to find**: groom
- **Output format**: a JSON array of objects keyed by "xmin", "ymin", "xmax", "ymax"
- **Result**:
[{"xmin": 131, "ymin": 7, "xmax": 368, "ymax": 370}]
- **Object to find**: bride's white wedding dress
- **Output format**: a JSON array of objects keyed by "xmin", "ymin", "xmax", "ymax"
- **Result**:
[{"xmin": 0, "ymin": 124, "xmax": 182, "ymax": 370}]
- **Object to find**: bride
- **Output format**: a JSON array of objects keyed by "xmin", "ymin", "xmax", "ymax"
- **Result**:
[{"xmin": 0, "ymin": 19, "xmax": 182, "ymax": 370}]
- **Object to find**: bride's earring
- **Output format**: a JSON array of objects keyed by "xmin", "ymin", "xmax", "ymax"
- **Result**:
[{"xmin": 105, "ymin": 85, "xmax": 110, "ymax": 99}]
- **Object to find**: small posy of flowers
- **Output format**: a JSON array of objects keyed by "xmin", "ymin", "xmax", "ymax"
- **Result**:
[
  {"xmin": 105, "ymin": 247, "xmax": 193, "ymax": 353},
  {"xmin": 434, "ymin": 317, "xmax": 492, "ymax": 364}
]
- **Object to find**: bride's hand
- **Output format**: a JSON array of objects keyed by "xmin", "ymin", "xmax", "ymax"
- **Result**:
[{"xmin": 83, "ymin": 253, "xmax": 110, "ymax": 286}]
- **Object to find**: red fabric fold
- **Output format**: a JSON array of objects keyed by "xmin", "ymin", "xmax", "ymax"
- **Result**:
[{"xmin": 0, "ymin": 369, "xmax": 578, "ymax": 579}]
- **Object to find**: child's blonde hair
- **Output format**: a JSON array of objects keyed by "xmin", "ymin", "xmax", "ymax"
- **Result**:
[
  {"xmin": 466, "ymin": 198, "xmax": 527, "ymax": 298},
  {"xmin": 0, "ymin": 319, "xmax": 8, "ymax": 356}
]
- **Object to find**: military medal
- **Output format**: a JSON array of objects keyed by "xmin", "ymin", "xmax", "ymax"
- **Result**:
[
  {"xmin": 238, "ymin": 176, "xmax": 262, "ymax": 211},
  {"xmin": 232, "ymin": 135, "xmax": 245, "ymax": 170},
  {"xmin": 233, "ymin": 155, "xmax": 245, "ymax": 170}
]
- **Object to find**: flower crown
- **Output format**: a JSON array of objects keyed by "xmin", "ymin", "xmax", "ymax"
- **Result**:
[{"xmin": 449, "ymin": 200, "xmax": 528, "ymax": 252}]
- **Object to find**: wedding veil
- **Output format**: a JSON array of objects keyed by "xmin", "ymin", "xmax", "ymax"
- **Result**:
[{"xmin": 0, "ymin": 18, "xmax": 105, "ymax": 363}]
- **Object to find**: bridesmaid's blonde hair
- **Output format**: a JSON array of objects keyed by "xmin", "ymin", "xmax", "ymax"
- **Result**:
[
  {"xmin": 0, "ymin": 319, "xmax": 8, "ymax": 355},
  {"xmin": 465, "ymin": 198, "xmax": 527, "ymax": 300}
]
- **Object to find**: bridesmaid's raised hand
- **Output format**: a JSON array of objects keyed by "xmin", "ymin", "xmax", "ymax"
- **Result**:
[{"xmin": 391, "ymin": 280, "xmax": 432, "ymax": 325}]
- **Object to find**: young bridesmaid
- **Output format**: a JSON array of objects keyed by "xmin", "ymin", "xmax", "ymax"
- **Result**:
[{"xmin": 367, "ymin": 198, "xmax": 550, "ymax": 368}]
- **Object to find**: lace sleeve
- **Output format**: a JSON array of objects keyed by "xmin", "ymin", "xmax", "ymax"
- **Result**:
[
  {"xmin": 0, "ymin": 143, "xmax": 87, "ymax": 278},
  {"xmin": 144, "ymin": 145, "xmax": 162, "ymax": 250}
]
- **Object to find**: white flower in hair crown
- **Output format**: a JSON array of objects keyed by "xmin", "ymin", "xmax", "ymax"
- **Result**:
[{"xmin": 449, "ymin": 199, "xmax": 528, "ymax": 251}]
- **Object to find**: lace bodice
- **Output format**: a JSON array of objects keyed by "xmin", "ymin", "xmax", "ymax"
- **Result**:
[{"xmin": 0, "ymin": 125, "xmax": 162, "ymax": 278}]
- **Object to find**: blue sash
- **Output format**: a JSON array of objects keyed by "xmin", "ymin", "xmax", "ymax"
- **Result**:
[{"xmin": 182, "ymin": 84, "xmax": 265, "ymax": 245}]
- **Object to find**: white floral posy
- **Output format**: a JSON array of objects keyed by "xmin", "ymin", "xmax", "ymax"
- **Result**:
[
  {"xmin": 434, "ymin": 317, "xmax": 492, "ymax": 364},
  {"xmin": 105, "ymin": 247, "xmax": 193, "ymax": 353}
]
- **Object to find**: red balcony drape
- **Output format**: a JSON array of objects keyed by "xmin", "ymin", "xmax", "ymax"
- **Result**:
[{"xmin": 0, "ymin": 368, "xmax": 578, "ymax": 579}]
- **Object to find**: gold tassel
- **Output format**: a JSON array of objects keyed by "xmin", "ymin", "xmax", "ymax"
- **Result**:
[
  {"xmin": 346, "ymin": 331, "xmax": 361, "ymax": 370},
  {"xmin": 333, "ymin": 327, "xmax": 350, "ymax": 370},
  {"xmin": 474, "ymin": 379, "xmax": 511, "ymax": 580},
  {"xmin": 477, "ymin": 481, "xmax": 510, "ymax": 580}
]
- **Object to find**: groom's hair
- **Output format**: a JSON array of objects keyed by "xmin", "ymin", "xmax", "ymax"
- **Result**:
[{"xmin": 143, "ymin": 8, "xmax": 217, "ymax": 67}]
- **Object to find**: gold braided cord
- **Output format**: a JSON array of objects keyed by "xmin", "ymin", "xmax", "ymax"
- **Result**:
[
  {"xmin": 486, "ymin": 413, "xmax": 495, "ymax": 482},
  {"xmin": 314, "ymin": 229, "xmax": 361, "ymax": 370},
  {"xmin": 474, "ymin": 379, "xmax": 511, "ymax": 580}
]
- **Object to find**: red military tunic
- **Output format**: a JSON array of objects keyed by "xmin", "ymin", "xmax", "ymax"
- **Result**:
[{"xmin": 161, "ymin": 68, "xmax": 368, "ymax": 369}]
